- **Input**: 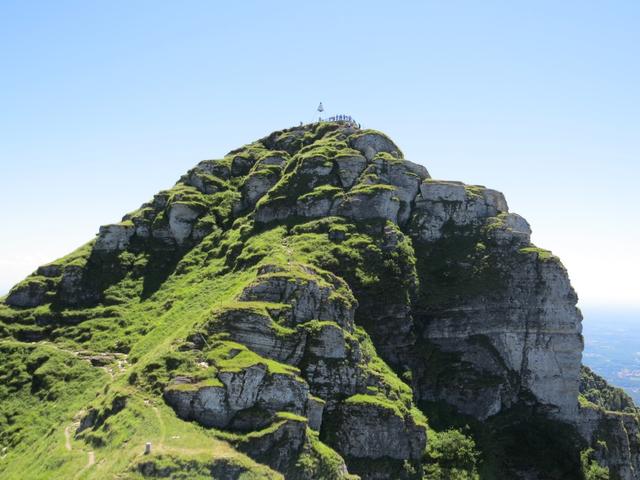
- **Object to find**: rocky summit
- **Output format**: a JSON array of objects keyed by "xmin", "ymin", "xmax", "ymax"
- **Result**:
[{"xmin": 0, "ymin": 122, "xmax": 638, "ymax": 479}]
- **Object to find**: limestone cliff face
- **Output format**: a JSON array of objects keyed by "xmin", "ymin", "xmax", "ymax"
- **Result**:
[
  {"xmin": 1, "ymin": 121, "xmax": 638, "ymax": 479},
  {"xmin": 407, "ymin": 180, "xmax": 584, "ymax": 422}
]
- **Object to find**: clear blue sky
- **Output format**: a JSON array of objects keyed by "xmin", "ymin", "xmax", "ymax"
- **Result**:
[{"xmin": 1, "ymin": 1, "xmax": 638, "ymax": 310}]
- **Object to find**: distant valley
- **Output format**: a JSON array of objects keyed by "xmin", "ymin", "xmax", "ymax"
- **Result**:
[{"xmin": 582, "ymin": 307, "xmax": 640, "ymax": 403}]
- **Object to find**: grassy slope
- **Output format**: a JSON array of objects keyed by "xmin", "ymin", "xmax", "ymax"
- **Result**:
[
  {"xmin": 0, "ymin": 230, "xmax": 278, "ymax": 478},
  {"xmin": 0, "ymin": 210, "xmax": 366, "ymax": 478}
]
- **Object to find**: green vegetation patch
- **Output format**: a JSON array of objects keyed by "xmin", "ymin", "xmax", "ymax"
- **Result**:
[
  {"xmin": 207, "ymin": 341, "xmax": 301, "ymax": 377},
  {"xmin": 348, "ymin": 182, "xmax": 396, "ymax": 197},
  {"xmin": 424, "ymin": 426, "xmax": 480, "ymax": 479},
  {"xmin": 580, "ymin": 365, "xmax": 638, "ymax": 414},
  {"xmin": 519, "ymin": 246, "xmax": 558, "ymax": 262},
  {"xmin": 344, "ymin": 393, "xmax": 404, "ymax": 418},
  {"xmin": 0, "ymin": 340, "xmax": 106, "ymax": 479},
  {"xmin": 414, "ymin": 225, "xmax": 505, "ymax": 310}
]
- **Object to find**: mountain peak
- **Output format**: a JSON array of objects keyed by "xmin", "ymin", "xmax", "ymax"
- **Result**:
[{"xmin": 1, "ymin": 123, "xmax": 638, "ymax": 479}]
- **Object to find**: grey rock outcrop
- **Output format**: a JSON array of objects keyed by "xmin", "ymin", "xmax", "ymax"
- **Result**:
[
  {"xmin": 336, "ymin": 154, "xmax": 367, "ymax": 188},
  {"xmin": 405, "ymin": 180, "xmax": 583, "ymax": 422},
  {"xmin": 235, "ymin": 415, "xmax": 308, "ymax": 473},
  {"xmin": 231, "ymin": 155, "xmax": 255, "ymax": 177},
  {"xmin": 5, "ymin": 279, "xmax": 48, "ymax": 308},
  {"xmin": 362, "ymin": 156, "xmax": 430, "ymax": 224},
  {"xmin": 194, "ymin": 159, "xmax": 231, "ymax": 180},
  {"xmin": 577, "ymin": 405, "xmax": 640, "ymax": 479},
  {"xmin": 410, "ymin": 180, "xmax": 508, "ymax": 242},
  {"xmin": 414, "ymin": 252, "xmax": 583, "ymax": 420},
  {"xmin": 332, "ymin": 400, "xmax": 426, "ymax": 461},
  {"xmin": 163, "ymin": 259, "xmax": 426, "ymax": 478},
  {"xmin": 241, "ymin": 170, "xmax": 280, "ymax": 209},
  {"xmin": 306, "ymin": 323, "xmax": 347, "ymax": 359},
  {"xmin": 238, "ymin": 266, "xmax": 355, "ymax": 330},
  {"xmin": 305, "ymin": 396, "xmax": 325, "ymax": 431},
  {"xmin": 163, "ymin": 366, "xmax": 310, "ymax": 430},
  {"xmin": 296, "ymin": 190, "xmax": 341, "ymax": 219},
  {"xmin": 350, "ymin": 131, "xmax": 402, "ymax": 161},
  {"xmin": 206, "ymin": 308, "xmax": 307, "ymax": 365},
  {"xmin": 337, "ymin": 186, "xmax": 401, "ymax": 224},
  {"xmin": 95, "ymin": 223, "xmax": 135, "ymax": 252},
  {"xmin": 168, "ymin": 202, "xmax": 201, "ymax": 245}
]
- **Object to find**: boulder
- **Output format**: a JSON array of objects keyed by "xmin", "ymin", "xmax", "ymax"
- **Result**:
[
  {"xmin": 164, "ymin": 383, "xmax": 232, "ymax": 428},
  {"xmin": 168, "ymin": 203, "xmax": 200, "ymax": 245},
  {"xmin": 256, "ymin": 373, "xmax": 309, "ymax": 414},
  {"xmin": 486, "ymin": 212, "xmax": 532, "ymax": 246},
  {"xmin": 419, "ymin": 180, "xmax": 466, "ymax": 202},
  {"xmin": 196, "ymin": 159, "xmax": 231, "ymax": 180},
  {"xmin": 6, "ymin": 279, "xmax": 48, "ymax": 308},
  {"xmin": 402, "ymin": 160, "xmax": 430, "ymax": 180},
  {"xmin": 183, "ymin": 170, "xmax": 225, "ymax": 194},
  {"xmin": 335, "ymin": 154, "xmax": 367, "ymax": 188},
  {"xmin": 306, "ymin": 397, "xmax": 325, "ymax": 431},
  {"xmin": 188, "ymin": 385, "xmax": 232, "ymax": 428},
  {"xmin": 366, "ymin": 158, "xmax": 427, "ymax": 224},
  {"xmin": 257, "ymin": 154, "xmax": 287, "ymax": 167},
  {"xmin": 296, "ymin": 156, "xmax": 335, "ymax": 187},
  {"xmin": 164, "ymin": 366, "xmax": 310, "ymax": 430},
  {"xmin": 411, "ymin": 180, "xmax": 509, "ymax": 242},
  {"xmin": 350, "ymin": 132, "xmax": 402, "ymax": 161},
  {"xmin": 235, "ymin": 415, "xmax": 308, "ymax": 473},
  {"xmin": 306, "ymin": 323, "xmax": 347, "ymax": 359},
  {"xmin": 231, "ymin": 155, "xmax": 254, "ymax": 177},
  {"xmin": 219, "ymin": 365, "xmax": 268, "ymax": 411},
  {"xmin": 207, "ymin": 308, "xmax": 306, "ymax": 365},
  {"xmin": 36, "ymin": 264, "xmax": 62, "ymax": 277},
  {"xmin": 239, "ymin": 267, "xmax": 355, "ymax": 329},
  {"xmin": 296, "ymin": 192, "xmax": 342, "ymax": 219},
  {"xmin": 241, "ymin": 171, "xmax": 280, "ymax": 209},
  {"xmin": 94, "ymin": 223, "xmax": 135, "ymax": 252},
  {"xmin": 337, "ymin": 187, "xmax": 400, "ymax": 224},
  {"xmin": 331, "ymin": 399, "xmax": 426, "ymax": 461},
  {"xmin": 254, "ymin": 197, "xmax": 295, "ymax": 224}
]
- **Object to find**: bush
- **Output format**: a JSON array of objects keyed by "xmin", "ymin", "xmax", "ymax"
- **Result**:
[{"xmin": 424, "ymin": 427, "xmax": 479, "ymax": 479}]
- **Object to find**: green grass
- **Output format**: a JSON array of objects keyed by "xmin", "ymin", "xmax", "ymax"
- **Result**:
[
  {"xmin": 348, "ymin": 183, "xmax": 396, "ymax": 197},
  {"xmin": 519, "ymin": 246, "xmax": 558, "ymax": 262},
  {"xmin": 349, "ymin": 129, "xmax": 403, "ymax": 158},
  {"xmin": 463, "ymin": 185, "xmax": 485, "ymax": 199},
  {"xmin": 0, "ymin": 340, "xmax": 106, "ymax": 479},
  {"xmin": 344, "ymin": 394, "xmax": 404, "ymax": 418},
  {"xmin": 207, "ymin": 341, "xmax": 301, "ymax": 377}
]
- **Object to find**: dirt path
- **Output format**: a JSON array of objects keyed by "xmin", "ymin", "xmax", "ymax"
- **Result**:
[
  {"xmin": 72, "ymin": 450, "xmax": 95, "ymax": 480},
  {"xmin": 64, "ymin": 426, "xmax": 73, "ymax": 452},
  {"xmin": 65, "ymin": 419, "xmax": 95, "ymax": 479},
  {"xmin": 151, "ymin": 405, "xmax": 166, "ymax": 451}
]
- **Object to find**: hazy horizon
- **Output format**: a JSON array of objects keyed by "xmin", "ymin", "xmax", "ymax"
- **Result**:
[{"xmin": 1, "ymin": 1, "xmax": 638, "ymax": 309}]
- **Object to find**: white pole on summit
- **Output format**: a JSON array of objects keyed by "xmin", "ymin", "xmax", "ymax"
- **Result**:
[{"xmin": 317, "ymin": 102, "xmax": 324, "ymax": 121}]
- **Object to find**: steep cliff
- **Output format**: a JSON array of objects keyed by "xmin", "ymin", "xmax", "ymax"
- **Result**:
[{"xmin": 0, "ymin": 122, "xmax": 637, "ymax": 479}]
